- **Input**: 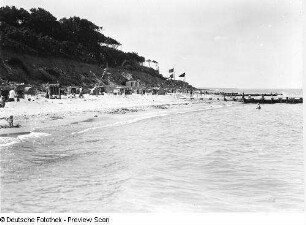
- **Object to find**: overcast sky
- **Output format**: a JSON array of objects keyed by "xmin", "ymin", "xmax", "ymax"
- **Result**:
[{"xmin": 1, "ymin": 0, "xmax": 303, "ymax": 88}]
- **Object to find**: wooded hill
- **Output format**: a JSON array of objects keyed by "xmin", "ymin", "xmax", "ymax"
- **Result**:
[
  {"xmin": 0, "ymin": 6, "xmax": 145, "ymax": 66},
  {"xmin": 0, "ymin": 6, "xmax": 194, "ymax": 90}
]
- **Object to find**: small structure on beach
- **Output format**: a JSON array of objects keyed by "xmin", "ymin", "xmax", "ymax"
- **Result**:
[
  {"xmin": 0, "ymin": 85, "xmax": 11, "ymax": 101},
  {"xmin": 24, "ymin": 87, "xmax": 35, "ymax": 95},
  {"xmin": 126, "ymin": 80, "xmax": 140, "ymax": 88},
  {"xmin": 104, "ymin": 85, "xmax": 128, "ymax": 94},
  {"xmin": 90, "ymin": 86, "xmax": 105, "ymax": 95},
  {"xmin": 15, "ymin": 84, "xmax": 25, "ymax": 99},
  {"xmin": 150, "ymin": 87, "xmax": 166, "ymax": 95},
  {"xmin": 46, "ymin": 83, "xmax": 61, "ymax": 99},
  {"xmin": 112, "ymin": 85, "xmax": 127, "ymax": 95},
  {"xmin": 157, "ymin": 88, "xmax": 166, "ymax": 95},
  {"xmin": 125, "ymin": 80, "xmax": 147, "ymax": 94},
  {"xmin": 66, "ymin": 86, "xmax": 80, "ymax": 95},
  {"xmin": 0, "ymin": 83, "xmax": 25, "ymax": 100}
]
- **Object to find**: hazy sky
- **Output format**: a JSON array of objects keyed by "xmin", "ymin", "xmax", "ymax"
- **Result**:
[{"xmin": 1, "ymin": 0, "xmax": 303, "ymax": 88}]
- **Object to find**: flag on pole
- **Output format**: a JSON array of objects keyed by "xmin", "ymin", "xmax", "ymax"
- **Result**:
[
  {"xmin": 169, "ymin": 68, "xmax": 174, "ymax": 73},
  {"xmin": 179, "ymin": 73, "xmax": 185, "ymax": 77}
]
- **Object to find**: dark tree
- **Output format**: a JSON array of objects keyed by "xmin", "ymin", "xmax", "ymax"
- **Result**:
[{"xmin": 0, "ymin": 6, "xmax": 146, "ymax": 66}]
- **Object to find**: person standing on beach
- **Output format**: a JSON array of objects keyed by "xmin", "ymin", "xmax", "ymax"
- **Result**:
[
  {"xmin": 0, "ymin": 95, "xmax": 5, "ymax": 108},
  {"xmin": 8, "ymin": 89, "xmax": 16, "ymax": 102},
  {"xmin": 190, "ymin": 89, "xmax": 193, "ymax": 97},
  {"xmin": 7, "ymin": 115, "xmax": 13, "ymax": 127},
  {"xmin": 79, "ymin": 87, "xmax": 83, "ymax": 98}
]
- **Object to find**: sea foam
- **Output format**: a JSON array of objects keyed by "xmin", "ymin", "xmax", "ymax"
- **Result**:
[
  {"xmin": 0, "ymin": 132, "xmax": 50, "ymax": 148},
  {"xmin": 73, "ymin": 104, "xmax": 226, "ymax": 135}
]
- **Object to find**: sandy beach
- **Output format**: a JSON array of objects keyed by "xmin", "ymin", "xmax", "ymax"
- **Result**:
[{"xmin": 0, "ymin": 93, "xmax": 218, "ymax": 136}]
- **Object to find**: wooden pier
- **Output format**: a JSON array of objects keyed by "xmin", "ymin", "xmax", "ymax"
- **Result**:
[
  {"xmin": 198, "ymin": 90, "xmax": 303, "ymax": 104},
  {"xmin": 221, "ymin": 92, "xmax": 281, "ymax": 97},
  {"xmin": 241, "ymin": 97, "xmax": 303, "ymax": 104},
  {"xmin": 223, "ymin": 96, "xmax": 303, "ymax": 104}
]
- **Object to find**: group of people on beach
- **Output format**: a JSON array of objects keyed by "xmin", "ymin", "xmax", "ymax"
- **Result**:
[
  {"xmin": 69, "ymin": 87, "xmax": 83, "ymax": 98},
  {"xmin": 0, "ymin": 88, "xmax": 19, "ymax": 108},
  {"xmin": 0, "ymin": 115, "xmax": 14, "ymax": 128}
]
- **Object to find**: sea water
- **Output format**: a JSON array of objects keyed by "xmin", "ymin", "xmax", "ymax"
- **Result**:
[{"xmin": 0, "ymin": 97, "xmax": 303, "ymax": 212}]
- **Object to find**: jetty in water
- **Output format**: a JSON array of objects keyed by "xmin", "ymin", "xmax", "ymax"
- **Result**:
[
  {"xmin": 240, "ymin": 97, "xmax": 303, "ymax": 104},
  {"xmin": 223, "ymin": 94, "xmax": 303, "ymax": 104},
  {"xmin": 220, "ymin": 92, "xmax": 281, "ymax": 97},
  {"xmin": 198, "ymin": 90, "xmax": 303, "ymax": 104}
]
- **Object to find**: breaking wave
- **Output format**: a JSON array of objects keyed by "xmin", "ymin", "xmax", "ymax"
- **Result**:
[
  {"xmin": 0, "ymin": 132, "xmax": 50, "ymax": 148},
  {"xmin": 73, "ymin": 104, "xmax": 227, "ymax": 135}
]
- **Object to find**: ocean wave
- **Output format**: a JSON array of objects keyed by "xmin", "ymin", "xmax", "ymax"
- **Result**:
[
  {"xmin": 0, "ymin": 137, "xmax": 18, "ymax": 147},
  {"xmin": 73, "ymin": 104, "xmax": 227, "ymax": 135},
  {"xmin": 72, "ymin": 113, "xmax": 169, "ymax": 135},
  {"xmin": 0, "ymin": 132, "xmax": 50, "ymax": 148}
]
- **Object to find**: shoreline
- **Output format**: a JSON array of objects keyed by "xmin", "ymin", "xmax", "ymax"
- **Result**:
[{"xmin": 0, "ymin": 94, "xmax": 224, "ymax": 136}]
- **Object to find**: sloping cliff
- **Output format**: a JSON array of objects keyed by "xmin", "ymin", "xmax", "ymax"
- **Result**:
[{"xmin": 0, "ymin": 50, "xmax": 168, "ymax": 87}]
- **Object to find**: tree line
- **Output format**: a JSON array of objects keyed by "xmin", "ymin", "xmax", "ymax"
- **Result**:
[{"xmin": 0, "ymin": 6, "xmax": 145, "ymax": 67}]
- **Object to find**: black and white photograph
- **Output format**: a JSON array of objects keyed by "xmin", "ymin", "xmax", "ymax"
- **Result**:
[{"xmin": 0, "ymin": 0, "xmax": 304, "ymax": 224}]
